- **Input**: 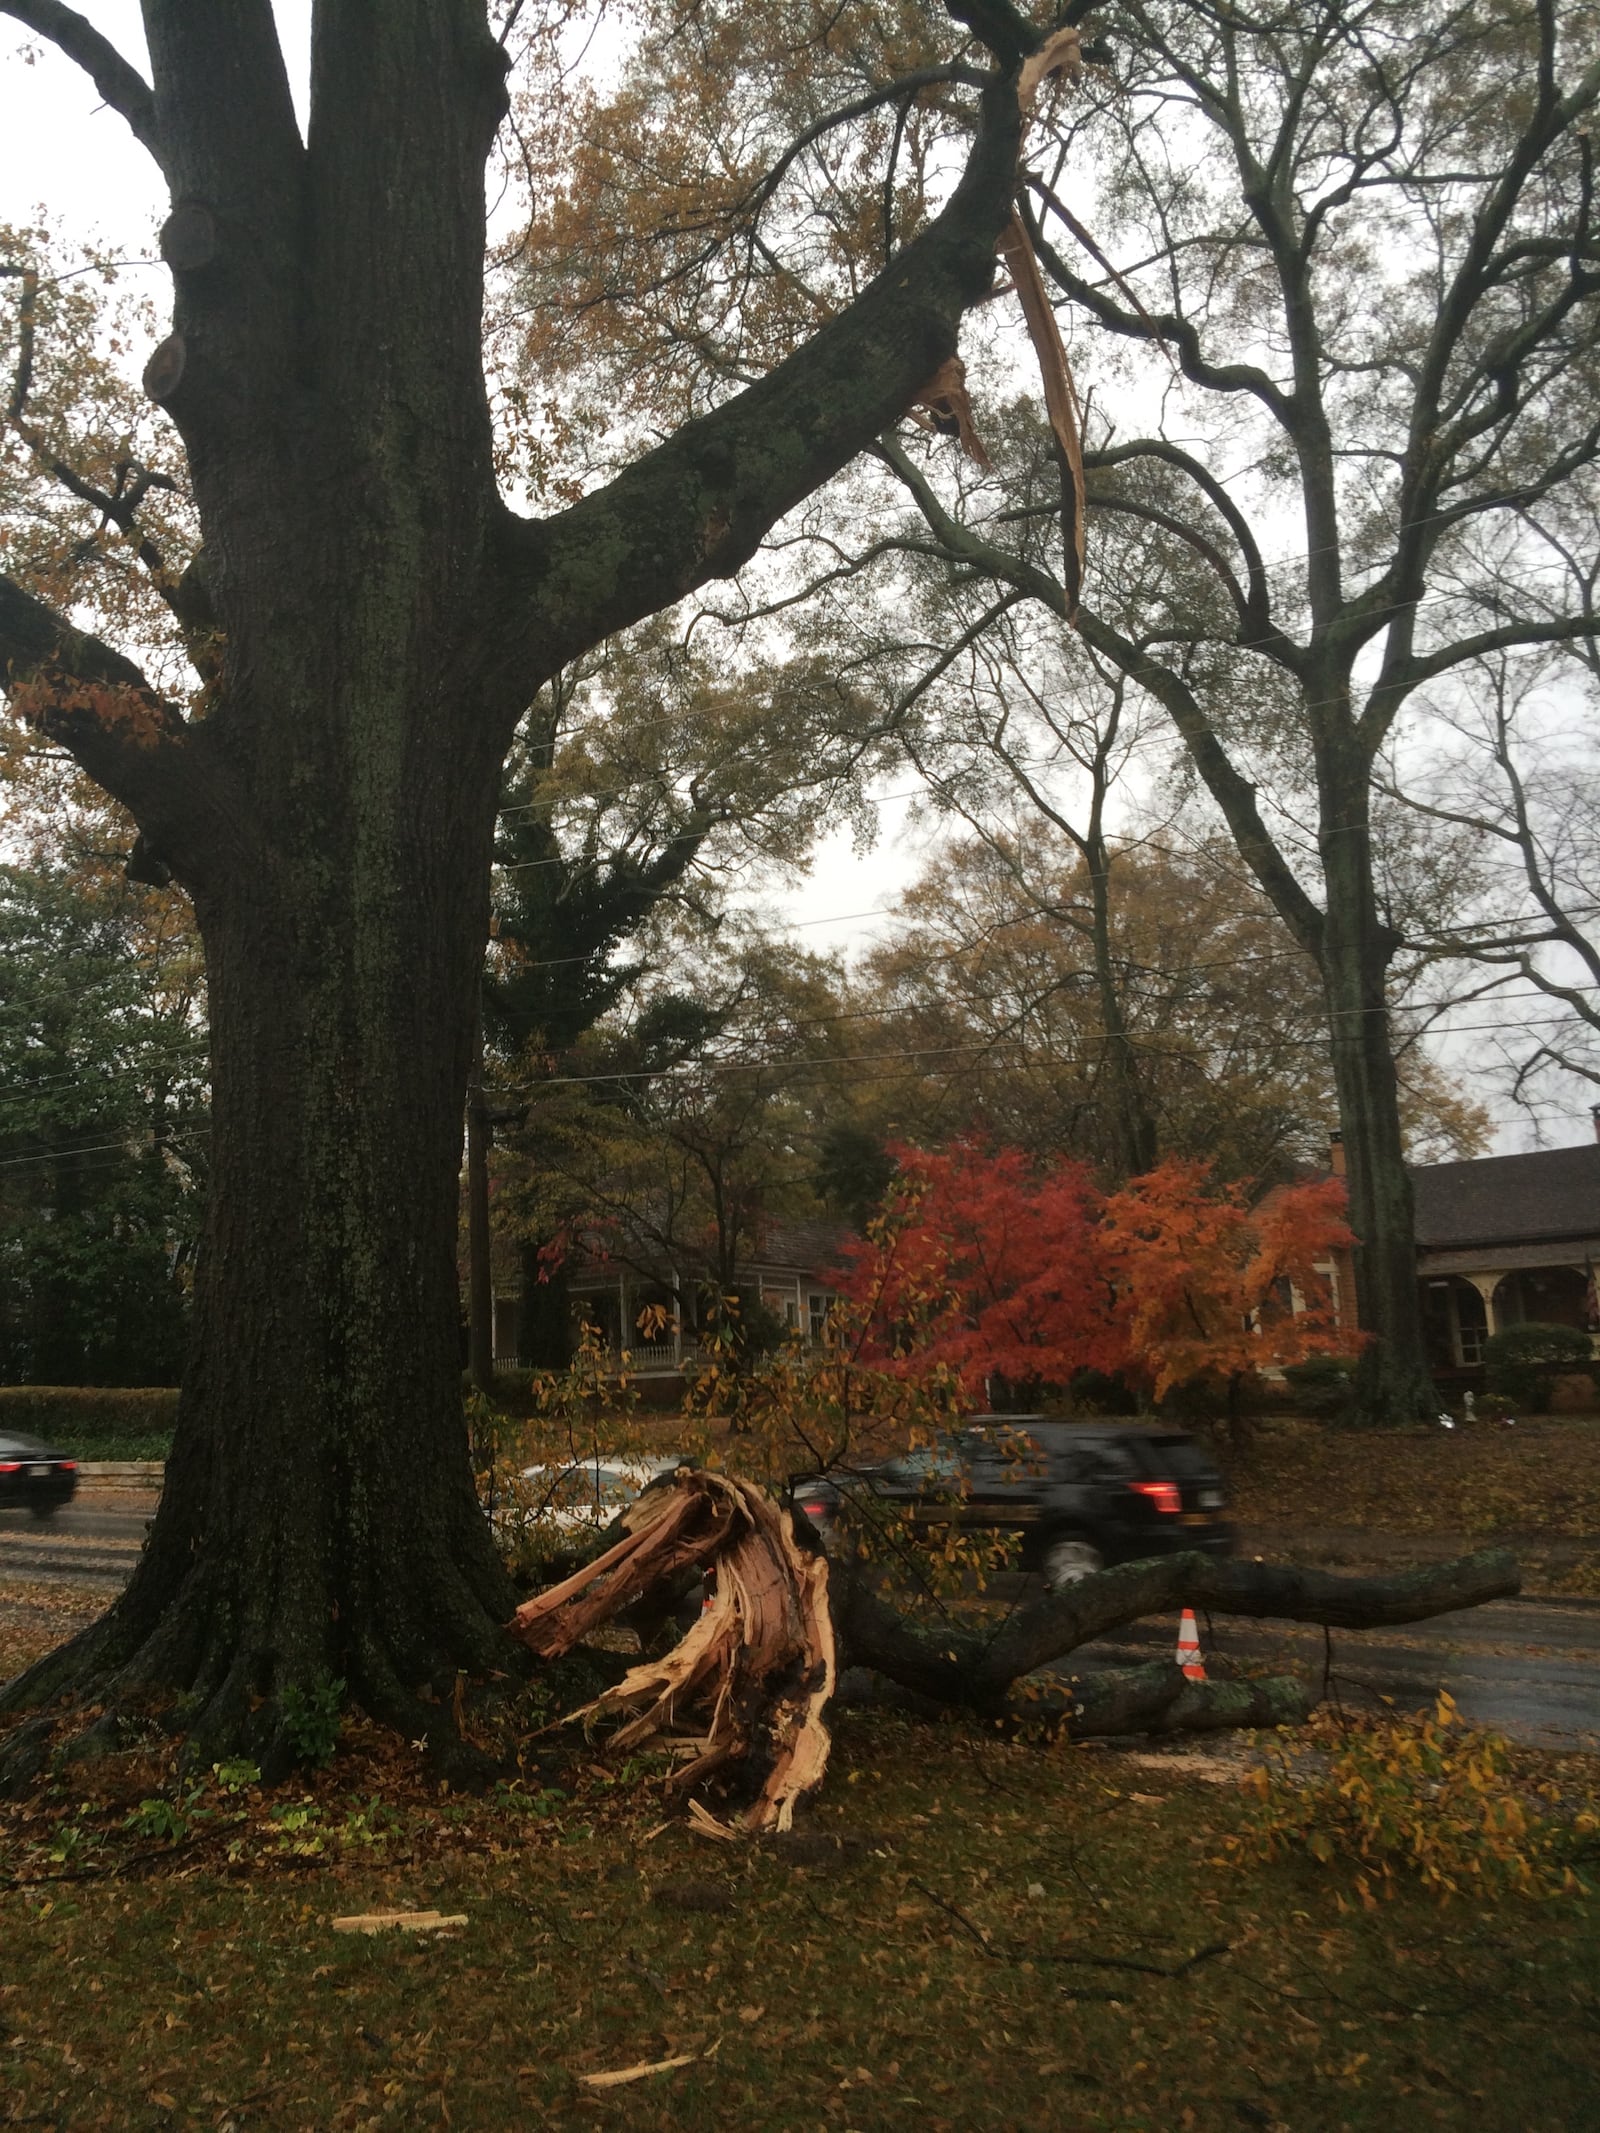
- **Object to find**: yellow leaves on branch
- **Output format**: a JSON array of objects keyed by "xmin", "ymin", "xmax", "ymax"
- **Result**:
[
  {"xmin": 1236, "ymin": 1694, "xmax": 1594, "ymax": 1902},
  {"xmin": 6, "ymin": 670, "xmax": 170, "ymax": 751}
]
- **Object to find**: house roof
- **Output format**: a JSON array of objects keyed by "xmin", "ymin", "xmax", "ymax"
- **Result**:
[
  {"xmin": 751, "ymin": 1218, "xmax": 852, "ymax": 1278},
  {"xmin": 1409, "ymin": 1142, "xmax": 1600, "ymax": 1250},
  {"xmin": 564, "ymin": 1215, "xmax": 852, "ymax": 1288}
]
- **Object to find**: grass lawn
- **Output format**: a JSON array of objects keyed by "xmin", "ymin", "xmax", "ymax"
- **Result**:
[
  {"xmin": 2, "ymin": 1693, "xmax": 1597, "ymax": 2133},
  {"xmin": 61, "ymin": 1435, "xmax": 174, "ymax": 1465},
  {"xmin": 1227, "ymin": 1414, "xmax": 1600, "ymax": 1593}
]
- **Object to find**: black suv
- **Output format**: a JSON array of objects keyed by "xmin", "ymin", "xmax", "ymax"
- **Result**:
[{"xmin": 794, "ymin": 1417, "xmax": 1234, "ymax": 1588}]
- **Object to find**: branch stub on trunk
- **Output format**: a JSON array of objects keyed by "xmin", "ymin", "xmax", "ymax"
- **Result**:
[
  {"xmin": 142, "ymin": 333, "xmax": 188, "ymax": 403},
  {"xmin": 159, "ymin": 205, "xmax": 218, "ymax": 274}
]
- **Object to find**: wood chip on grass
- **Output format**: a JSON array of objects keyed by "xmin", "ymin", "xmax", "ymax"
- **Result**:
[
  {"xmin": 331, "ymin": 1909, "xmax": 468, "ymax": 1934},
  {"xmin": 579, "ymin": 2042, "xmax": 718, "ymax": 2090}
]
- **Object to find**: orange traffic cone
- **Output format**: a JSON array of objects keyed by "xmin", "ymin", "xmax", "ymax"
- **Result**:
[{"xmin": 1176, "ymin": 1608, "xmax": 1205, "ymax": 1682}]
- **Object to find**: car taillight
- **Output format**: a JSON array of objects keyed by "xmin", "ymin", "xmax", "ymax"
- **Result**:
[
  {"xmin": 1131, "ymin": 1480, "xmax": 1182, "ymax": 1516},
  {"xmin": 60, "ymin": 1460, "xmax": 77, "ymax": 1471},
  {"xmin": 799, "ymin": 1499, "xmax": 830, "ymax": 1520},
  {"xmin": 0, "ymin": 1462, "xmax": 19, "ymax": 1473}
]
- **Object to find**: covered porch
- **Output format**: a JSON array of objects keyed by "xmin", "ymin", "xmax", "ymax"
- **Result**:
[{"xmin": 1419, "ymin": 1246, "xmax": 1597, "ymax": 1374}]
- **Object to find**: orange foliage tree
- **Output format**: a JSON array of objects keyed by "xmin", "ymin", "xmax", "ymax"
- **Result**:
[
  {"xmin": 1100, "ymin": 1161, "xmax": 1353, "ymax": 1400},
  {"xmin": 835, "ymin": 1143, "xmax": 1354, "ymax": 1406}
]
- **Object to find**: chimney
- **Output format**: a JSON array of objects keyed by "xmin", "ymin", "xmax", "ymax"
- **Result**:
[
  {"xmin": 1592, "ymin": 1105, "xmax": 1600, "ymax": 1144},
  {"xmin": 1328, "ymin": 1129, "xmax": 1346, "ymax": 1177}
]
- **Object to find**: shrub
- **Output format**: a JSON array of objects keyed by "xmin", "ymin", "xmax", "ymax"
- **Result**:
[
  {"xmin": 61, "ymin": 1433, "xmax": 173, "ymax": 1463},
  {"xmin": 1067, "ymin": 1368, "xmax": 1140, "ymax": 1416},
  {"xmin": 0, "ymin": 1386, "xmax": 179, "ymax": 1446},
  {"xmin": 1236, "ymin": 1694, "xmax": 1593, "ymax": 1901},
  {"xmin": 1483, "ymin": 1322, "xmax": 1596, "ymax": 1412},
  {"xmin": 1281, "ymin": 1355, "xmax": 1357, "ymax": 1419}
]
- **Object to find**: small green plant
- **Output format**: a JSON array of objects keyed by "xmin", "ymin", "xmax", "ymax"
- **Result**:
[
  {"xmin": 269, "ymin": 1799, "xmax": 325, "ymax": 1855},
  {"xmin": 210, "ymin": 1758, "xmax": 261, "ymax": 1793},
  {"xmin": 492, "ymin": 1778, "xmax": 566, "ymax": 1818},
  {"xmin": 1236, "ymin": 1694, "xmax": 1593, "ymax": 1901},
  {"xmin": 281, "ymin": 1671, "xmax": 345, "ymax": 1767},
  {"xmin": 338, "ymin": 1797, "xmax": 393, "ymax": 1848},
  {"xmin": 123, "ymin": 1794, "xmax": 195, "ymax": 1844},
  {"xmin": 44, "ymin": 1813, "xmax": 100, "ymax": 1867}
]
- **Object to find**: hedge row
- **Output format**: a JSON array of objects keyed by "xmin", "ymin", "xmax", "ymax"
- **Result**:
[{"xmin": 0, "ymin": 1386, "xmax": 180, "ymax": 1444}]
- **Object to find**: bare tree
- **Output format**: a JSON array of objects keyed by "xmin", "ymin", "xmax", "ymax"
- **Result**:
[
  {"xmin": 1389, "ymin": 644, "xmax": 1600, "ymax": 1119},
  {"xmin": 866, "ymin": 0, "xmax": 1600, "ymax": 1419}
]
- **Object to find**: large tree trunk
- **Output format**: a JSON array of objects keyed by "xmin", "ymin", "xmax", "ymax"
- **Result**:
[
  {"xmin": 0, "ymin": 3, "xmax": 524, "ymax": 1772},
  {"xmin": 3, "ymin": 685, "xmax": 527, "ymax": 1774},
  {"xmin": 1317, "ymin": 747, "xmax": 1438, "ymax": 1423},
  {"xmin": 0, "ymin": 0, "xmax": 1025, "ymax": 1783}
]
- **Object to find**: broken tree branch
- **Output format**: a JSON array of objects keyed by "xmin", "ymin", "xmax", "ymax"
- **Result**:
[
  {"xmin": 508, "ymin": 1471, "xmax": 835, "ymax": 1834},
  {"xmin": 831, "ymin": 1548, "xmax": 1518, "ymax": 1710}
]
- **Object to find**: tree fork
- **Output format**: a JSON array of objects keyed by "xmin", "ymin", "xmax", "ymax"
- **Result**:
[{"xmin": 0, "ymin": 0, "xmax": 1034, "ymax": 1771}]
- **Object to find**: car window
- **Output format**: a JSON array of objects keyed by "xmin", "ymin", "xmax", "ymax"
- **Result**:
[
  {"xmin": 1130, "ymin": 1434, "xmax": 1216, "ymax": 1481},
  {"xmin": 1065, "ymin": 1439, "xmax": 1139, "ymax": 1479},
  {"xmin": 882, "ymin": 1446, "xmax": 963, "ymax": 1484}
]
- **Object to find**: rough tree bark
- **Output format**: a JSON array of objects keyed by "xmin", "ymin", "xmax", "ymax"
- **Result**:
[{"xmin": 0, "ymin": 0, "xmax": 1028, "ymax": 1780}]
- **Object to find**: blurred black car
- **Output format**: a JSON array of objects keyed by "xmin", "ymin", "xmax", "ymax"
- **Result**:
[
  {"xmin": 0, "ymin": 1434, "xmax": 79, "ymax": 1520},
  {"xmin": 794, "ymin": 1417, "xmax": 1234, "ymax": 1588}
]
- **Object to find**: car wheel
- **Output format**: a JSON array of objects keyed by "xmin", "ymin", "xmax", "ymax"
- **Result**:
[
  {"xmin": 28, "ymin": 1502, "xmax": 61, "ymax": 1523},
  {"xmin": 1041, "ymin": 1533, "xmax": 1104, "ymax": 1588}
]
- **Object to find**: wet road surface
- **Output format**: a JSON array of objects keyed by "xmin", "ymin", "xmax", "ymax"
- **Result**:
[
  {"xmin": 1070, "ymin": 1603, "xmax": 1600, "ymax": 1751},
  {"xmin": 5, "ymin": 1497, "xmax": 1598, "ymax": 1749}
]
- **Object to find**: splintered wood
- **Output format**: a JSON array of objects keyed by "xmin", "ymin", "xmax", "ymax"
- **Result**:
[{"xmin": 508, "ymin": 1471, "xmax": 835, "ymax": 1834}]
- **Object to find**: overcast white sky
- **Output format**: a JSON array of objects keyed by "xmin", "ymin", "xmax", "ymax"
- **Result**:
[{"xmin": 2, "ymin": 9, "xmax": 1593, "ymax": 1154}]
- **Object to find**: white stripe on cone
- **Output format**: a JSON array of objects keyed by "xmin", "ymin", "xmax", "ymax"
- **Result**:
[{"xmin": 1176, "ymin": 1608, "xmax": 1205, "ymax": 1681}]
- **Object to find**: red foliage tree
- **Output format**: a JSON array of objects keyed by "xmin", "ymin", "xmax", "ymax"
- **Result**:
[
  {"xmin": 835, "ymin": 1144, "xmax": 1354, "ymax": 1403},
  {"xmin": 834, "ymin": 1144, "xmax": 1120, "ymax": 1396}
]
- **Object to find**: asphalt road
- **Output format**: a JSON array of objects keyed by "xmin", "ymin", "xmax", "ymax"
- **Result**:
[
  {"xmin": 0, "ymin": 1496, "xmax": 155, "ymax": 1585},
  {"xmin": 1070, "ymin": 1605, "xmax": 1600, "ymax": 1751},
  {"xmin": 4, "ymin": 1497, "xmax": 1598, "ymax": 1749}
]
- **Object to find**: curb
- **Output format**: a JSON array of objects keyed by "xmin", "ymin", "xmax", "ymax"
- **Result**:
[{"xmin": 78, "ymin": 1461, "xmax": 165, "ymax": 1484}]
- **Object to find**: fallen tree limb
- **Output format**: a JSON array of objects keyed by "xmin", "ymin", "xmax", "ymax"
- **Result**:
[
  {"xmin": 1052, "ymin": 1661, "xmax": 1314, "ymax": 1737},
  {"xmin": 509, "ymin": 1476, "xmax": 1516, "ymax": 1814},
  {"xmin": 830, "ymin": 1547, "xmax": 1518, "ymax": 1709}
]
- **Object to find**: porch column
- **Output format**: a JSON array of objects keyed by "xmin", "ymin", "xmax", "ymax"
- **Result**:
[{"xmin": 1461, "ymin": 1270, "xmax": 1508, "ymax": 1334}]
